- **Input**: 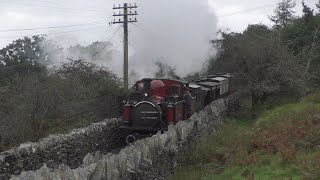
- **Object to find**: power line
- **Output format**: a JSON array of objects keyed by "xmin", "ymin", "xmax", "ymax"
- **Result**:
[
  {"xmin": 217, "ymin": 3, "xmax": 277, "ymax": 17},
  {"xmin": 24, "ymin": 3, "xmax": 105, "ymax": 12},
  {"xmin": 118, "ymin": 27, "xmax": 136, "ymax": 49},
  {"xmin": 93, "ymin": 25, "xmax": 122, "ymax": 60},
  {"xmin": 0, "ymin": 22, "xmax": 107, "ymax": 33},
  {"xmin": 131, "ymin": 23, "xmax": 144, "ymax": 31},
  {"xmin": 127, "ymin": 29, "xmax": 137, "ymax": 42},
  {"xmin": 1, "ymin": 8, "xmax": 108, "ymax": 17},
  {"xmin": 0, "ymin": 2, "xmax": 106, "ymax": 13},
  {"xmin": 30, "ymin": 0, "xmax": 63, "ymax": 5},
  {"xmin": 0, "ymin": 26, "xmax": 107, "ymax": 40},
  {"xmin": 23, "ymin": 0, "xmax": 105, "ymax": 10}
]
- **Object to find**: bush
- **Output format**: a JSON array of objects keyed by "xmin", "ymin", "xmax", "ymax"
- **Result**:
[{"xmin": 0, "ymin": 59, "xmax": 124, "ymax": 149}]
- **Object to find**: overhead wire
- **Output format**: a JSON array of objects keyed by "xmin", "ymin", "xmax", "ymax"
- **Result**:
[
  {"xmin": 0, "ymin": 2, "xmax": 106, "ymax": 13},
  {"xmin": 0, "ymin": 26, "xmax": 107, "ymax": 40},
  {"xmin": 0, "ymin": 8, "xmax": 108, "ymax": 17},
  {"xmin": 0, "ymin": 21, "xmax": 107, "ymax": 33},
  {"xmin": 217, "ymin": 3, "xmax": 278, "ymax": 17},
  {"xmin": 118, "ymin": 26, "xmax": 136, "ymax": 49},
  {"xmin": 93, "ymin": 24, "xmax": 122, "ymax": 60},
  {"xmin": 22, "ymin": 0, "xmax": 105, "ymax": 10},
  {"xmin": 127, "ymin": 29, "xmax": 137, "ymax": 47}
]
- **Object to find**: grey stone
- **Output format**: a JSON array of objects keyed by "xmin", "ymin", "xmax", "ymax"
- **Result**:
[{"xmin": 89, "ymin": 161, "xmax": 106, "ymax": 180}]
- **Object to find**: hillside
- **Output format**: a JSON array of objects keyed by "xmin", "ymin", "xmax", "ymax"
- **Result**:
[{"xmin": 170, "ymin": 92, "xmax": 320, "ymax": 179}]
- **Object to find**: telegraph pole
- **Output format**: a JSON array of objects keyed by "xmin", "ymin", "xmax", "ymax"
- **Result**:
[{"xmin": 113, "ymin": 3, "xmax": 138, "ymax": 89}]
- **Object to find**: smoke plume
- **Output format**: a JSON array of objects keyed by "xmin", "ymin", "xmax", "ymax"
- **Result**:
[{"xmin": 125, "ymin": 0, "xmax": 218, "ymax": 79}]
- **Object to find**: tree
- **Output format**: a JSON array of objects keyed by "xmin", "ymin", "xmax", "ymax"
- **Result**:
[
  {"xmin": 269, "ymin": 0, "xmax": 296, "ymax": 28},
  {"xmin": 0, "ymin": 35, "xmax": 62, "ymax": 84},
  {"xmin": 302, "ymin": 1, "xmax": 314, "ymax": 23},
  {"xmin": 67, "ymin": 41, "xmax": 113, "ymax": 64},
  {"xmin": 316, "ymin": 0, "xmax": 320, "ymax": 14},
  {"xmin": 209, "ymin": 24, "xmax": 305, "ymax": 116},
  {"xmin": 280, "ymin": 8, "xmax": 320, "ymax": 86}
]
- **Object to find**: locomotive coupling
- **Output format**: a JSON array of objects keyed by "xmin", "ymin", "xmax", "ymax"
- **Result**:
[{"xmin": 126, "ymin": 134, "xmax": 136, "ymax": 144}]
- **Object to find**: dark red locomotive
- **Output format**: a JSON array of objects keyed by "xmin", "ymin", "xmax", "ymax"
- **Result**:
[{"xmin": 121, "ymin": 78, "xmax": 188, "ymax": 143}]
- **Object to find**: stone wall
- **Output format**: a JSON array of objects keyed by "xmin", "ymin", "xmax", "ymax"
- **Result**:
[
  {"xmin": 0, "ymin": 118, "xmax": 121, "ymax": 180},
  {"xmin": 10, "ymin": 94, "xmax": 235, "ymax": 180}
]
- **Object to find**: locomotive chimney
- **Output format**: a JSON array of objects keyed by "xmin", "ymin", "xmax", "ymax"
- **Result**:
[{"xmin": 142, "ymin": 78, "xmax": 152, "ymax": 97}]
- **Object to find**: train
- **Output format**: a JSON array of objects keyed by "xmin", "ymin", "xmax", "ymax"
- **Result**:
[{"xmin": 120, "ymin": 74, "xmax": 232, "ymax": 144}]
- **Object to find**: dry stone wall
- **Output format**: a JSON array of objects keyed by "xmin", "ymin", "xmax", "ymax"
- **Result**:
[
  {"xmin": 0, "ymin": 118, "xmax": 122, "ymax": 180},
  {"xmin": 10, "ymin": 94, "xmax": 238, "ymax": 180}
]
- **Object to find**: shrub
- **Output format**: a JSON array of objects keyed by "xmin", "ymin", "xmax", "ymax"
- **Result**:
[{"xmin": 0, "ymin": 59, "xmax": 124, "ymax": 149}]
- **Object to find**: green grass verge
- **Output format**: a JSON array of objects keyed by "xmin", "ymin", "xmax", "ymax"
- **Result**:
[{"xmin": 170, "ymin": 92, "xmax": 320, "ymax": 180}]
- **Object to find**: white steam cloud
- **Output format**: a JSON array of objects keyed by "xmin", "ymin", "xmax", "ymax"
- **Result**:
[{"xmin": 126, "ymin": 0, "xmax": 218, "ymax": 79}]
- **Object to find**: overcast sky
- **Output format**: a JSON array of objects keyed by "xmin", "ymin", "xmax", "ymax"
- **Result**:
[
  {"xmin": 0, "ymin": 0, "xmax": 319, "ymax": 78},
  {"xmin": 0, "ymin": 0, "xmax": 318, "ymax": 47}
]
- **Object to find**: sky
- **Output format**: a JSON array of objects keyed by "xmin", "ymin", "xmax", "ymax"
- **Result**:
[{"xmin": 0, "ymin": 0, "xmax": 319, "ymax": 79}]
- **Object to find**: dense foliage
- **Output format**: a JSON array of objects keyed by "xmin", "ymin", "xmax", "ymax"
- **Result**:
[
  {"xmin": 207, "ymin": 0, "xmax": 320, "ymax": 115},
  {"xmin": 0, "ymin": 36, "xmax": 123, "ymax": 151}
]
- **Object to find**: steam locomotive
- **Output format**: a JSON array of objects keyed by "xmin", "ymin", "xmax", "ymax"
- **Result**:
[{"xmin": 120, "ymin": 74, "xmax": 231, "ymax": 144}]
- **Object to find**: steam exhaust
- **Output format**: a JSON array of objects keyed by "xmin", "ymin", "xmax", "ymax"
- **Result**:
[{"xmin": 126, "ymin": 134, "xmax": 136, "ymax": 144}]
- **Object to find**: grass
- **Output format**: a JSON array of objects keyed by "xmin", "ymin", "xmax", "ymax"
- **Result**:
[
  {"xmin": 210, "ymin": 154, "xmax": 300, "ymax": 180},
  {"xmin": 170, "ymin": 92, "xmax": 320, "ymax": 180}
]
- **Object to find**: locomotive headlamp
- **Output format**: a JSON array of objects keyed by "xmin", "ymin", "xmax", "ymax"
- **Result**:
[{"xmin": 144, "ymin": 93, "xmax": 148, "ymax": 97}]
